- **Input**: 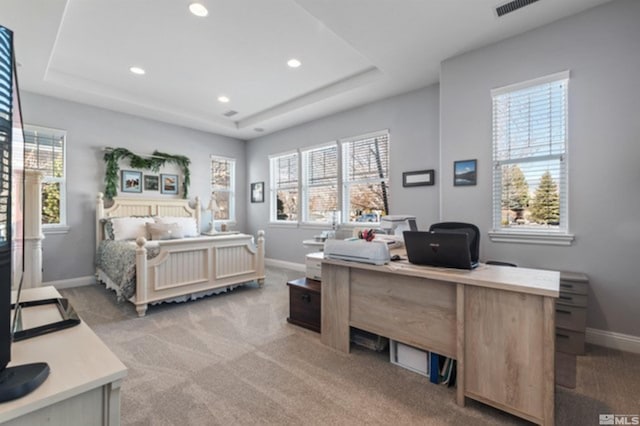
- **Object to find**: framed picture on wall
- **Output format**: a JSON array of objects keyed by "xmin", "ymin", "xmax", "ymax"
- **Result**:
[
  {"xmin": 251, "ymin": 182, "xmax": 264, "ymax": 203},
  {"xmin": 121, "ymin": 170, "xmax": 142, "ymax": 193},
  {"xmin": 144, "ymin": 175, "xmax": 159, "ymax": 191},
  {"xmin": 454, "ymin": 159, "xmax": 477, "ymax": 186},
  {"xmin": 402, "ymin": 169, "xmax": 435, "ymax": 187},
  {"xmin": 160, "ymin": 174, "xmax": 179, "ymax": 194}
]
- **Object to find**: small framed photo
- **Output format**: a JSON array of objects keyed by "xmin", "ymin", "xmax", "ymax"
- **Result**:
[
  {"xmin": 403, "ymin": 169, "xmax": 435, "ymax": 187},
  {"xmin": 160, "ymin": 174, "xmax": 179, "ymax": 194},
  {"xmin": 121, "ymin": 170, "xmax": 142, "ymax": 193},
  {"xmin": 251, "ymin": 182, "xmax": 264, "ymax": 203},
  {"xmin": 144, "ymin": 175, "xmax": 159, "ymax": 191},
  {"xmin": 454, "ymin": 159, "xmax": 477, "ymax": 186}
]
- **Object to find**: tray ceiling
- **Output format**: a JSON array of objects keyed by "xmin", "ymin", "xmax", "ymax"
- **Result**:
[{"xmin": 2, "ymin": 0, "xmax": 611, "ymax": 139}]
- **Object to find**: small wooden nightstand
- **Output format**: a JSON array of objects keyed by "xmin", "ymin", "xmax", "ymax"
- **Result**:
[{"xmin": 286, "ymin": 277, "xmax": 321, "ymax": 333}]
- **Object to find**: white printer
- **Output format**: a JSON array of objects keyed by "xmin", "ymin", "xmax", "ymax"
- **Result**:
[
  {"xmin": 376, "ymin": 215, "xmax": 417, "ymax": 248},
  {"xmin": 379, "ymin": 215, "xmax": 417, "ymax": 235},
  {"xmin": 324, "ymin": 239, "xmax": 390, "ymax": 265}
]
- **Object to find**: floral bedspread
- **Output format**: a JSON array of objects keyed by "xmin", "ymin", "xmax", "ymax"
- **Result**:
[{"xmin": 96, "ymin": 240, "xmax": 160, "ymax": 300}]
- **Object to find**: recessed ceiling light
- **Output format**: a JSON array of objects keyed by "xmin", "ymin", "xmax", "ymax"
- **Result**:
[
  {"xmin": 287, "ymin": 58, "xmax": 302, "ymax": 68},
  {"xmin": 129, "ymin": 66, "xmax": 146, "ymax": 75},
  {"xmin": 217, "ymin": 95, "xmax": 230, "ymax": 103},
  {"xmin": 189, "ymin": 3, "xmax": 208, "ymax": 17}
]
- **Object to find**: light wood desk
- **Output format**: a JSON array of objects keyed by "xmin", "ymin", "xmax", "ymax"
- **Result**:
[
  {"xmin": 321, "ymin": 258, "xmax": 559, "ymax": 426},
  {"xmin": 0, "ymin": 287, "xmax": 127, "ymax": 426}
]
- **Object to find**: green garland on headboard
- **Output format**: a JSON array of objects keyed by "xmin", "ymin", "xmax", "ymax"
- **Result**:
[{"xmin": 103, "ymin": 147, "xmax": 191, "ymax": 199}]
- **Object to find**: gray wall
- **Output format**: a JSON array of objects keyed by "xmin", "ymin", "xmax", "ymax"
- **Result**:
[
  {"xmin": 21, "ymin": 92, "xmax": 246, "ymax": 282},
  {"xmin": 440, "ymin": 0, "xmax": 640, "ymax": 336},
  {"xmin": 246, "ymin": 85, "xmax": 440, "ymax": 264}
]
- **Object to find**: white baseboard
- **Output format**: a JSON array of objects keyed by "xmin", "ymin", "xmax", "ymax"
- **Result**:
[
  {"xmin": 586, "ymin": 327, "xmax": 640, "ymax": 354},
  {"xmin": 265, "ymin": 258, "xmax": 305, "ymax": 272},
  {"xmin": 43, "ymin": 275, "xmax": 96, "ymax": 290}
]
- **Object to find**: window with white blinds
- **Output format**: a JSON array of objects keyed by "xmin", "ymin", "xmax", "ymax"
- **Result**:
[
  {"xmin": 302, "ymin": 144, "xmax": 338, "ymax": 223},
  {"xmin": 342, "ymin": 131, "xmax": 390, "ymax": 223},
  {"xmin": 210, "ymin": 156, "xmax": 235, "ymax": 221},
  {"xmin": 24, "ymin": 125, "xmax": 67, "ymax": 226},
  {"xmin": 491, "ymin": 71, "xmax": 569, "ymax": 234},
  {"xmin": 270, "ymin": 152, "xmax": 298, "ymax": 222}
]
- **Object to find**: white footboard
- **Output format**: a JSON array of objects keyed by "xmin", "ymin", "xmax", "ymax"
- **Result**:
[{"xmin": 133, "ymin": 231, "xmax": 265, "ymax": 316}]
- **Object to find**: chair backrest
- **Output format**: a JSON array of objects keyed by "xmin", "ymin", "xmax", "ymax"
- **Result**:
[{"xmin": 428, "ymin": 222, "xmax": 480, "ymax": 263}]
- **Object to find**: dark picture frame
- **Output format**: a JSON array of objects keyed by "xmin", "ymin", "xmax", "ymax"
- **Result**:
[
  {"xmin": 144, "ymin": 175, "xmax": 159, "ymax": 191},
  {"xmin": 454, "ymin": 159, "xmax": 477, "ymax": 186},
  {"xmin": 160, "ymin": 173, "xmax": 179, "ymax": 194},
  {"xmin": 121, "ymin": 170, "xmax": 142, "ymax": 193},
  {"xmin": 251, "ymin": 182, "xmax": 264, "ymax": 203},
  {"xmin": 402, "ymin": 169, "xmax": 435, "ymax": 187}
]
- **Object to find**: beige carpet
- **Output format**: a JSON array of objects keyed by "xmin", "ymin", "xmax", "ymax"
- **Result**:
[{"xmin": 60, "ymin": 267, "xmax": 640, "ymax": 426}]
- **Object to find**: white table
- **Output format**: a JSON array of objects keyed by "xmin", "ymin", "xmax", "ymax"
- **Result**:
[{"xmin": 0, "ymin": 287, "xmax": 127, "ymax": 426}]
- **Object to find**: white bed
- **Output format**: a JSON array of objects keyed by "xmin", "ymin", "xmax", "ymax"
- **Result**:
[{"xmin": 95, "ymin": 193, "xmax": 265, "ymax": 316}]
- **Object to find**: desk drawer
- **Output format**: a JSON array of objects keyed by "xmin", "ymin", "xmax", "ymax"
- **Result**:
[
  {"xmin": 559, "ymin": 280, "xmax": 588, "ymax": 295},
  {"xmin": 559, "ymin": 271, "xmax": 589, "ymax": 296},
  {"xmin": 557, "ymin": 292, "xmax": 588, "ymax": 308},
  {"xmin": 556, "ymin": 305, "xmax": 586, "ymax": 332},
  {"xmin": 556, "ymin": 328, "xmax": 585, "ymax": 355}
]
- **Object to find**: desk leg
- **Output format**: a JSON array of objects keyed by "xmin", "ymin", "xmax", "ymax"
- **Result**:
[
  {"xmin": 321, "ymin": 264, "xmax": 351, "ymax": 353},
  {"xmin": 456, "ymin": 284, "xmax": 465, "ymax": 407},
  {"xmin": 543, "ymin": 297, "xmax": 555, "ymax": 426}
]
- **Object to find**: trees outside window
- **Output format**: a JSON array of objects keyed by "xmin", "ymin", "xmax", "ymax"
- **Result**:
[
  {"xmin": 492, "ymin": 72, "xmax": 568, "ymax": 234},
  {"xmin": 24, "ymin": 126, "xmax": 66, "ymax": 227},
  {"xmin": 210, "ymin": 156, "xmax": 235, "ymax": 221}
]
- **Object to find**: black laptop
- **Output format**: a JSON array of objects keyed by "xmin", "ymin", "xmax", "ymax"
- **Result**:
[{"xmin": 403, "ymin": 231, "xmax": 479, "ymax": 270}]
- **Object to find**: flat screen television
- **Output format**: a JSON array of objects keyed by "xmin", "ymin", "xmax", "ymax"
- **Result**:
[{"xmin": 0, "ymin": 25, "xmax": 49, "ymax": 403}]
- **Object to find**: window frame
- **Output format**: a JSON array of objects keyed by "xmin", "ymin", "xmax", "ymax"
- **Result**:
[
  {"xmin": 269, "ymin": 150, "xmax": 299, "ymax": 226},
  {"xmin": 268, "ymin": 129, "xmax": 390, "ymax": 229},
  {"xmin": 210, "ymin": 155, "xmax": 236, "ymax": 223},
  {"xmin": 24, "ymin": 124, "xmax": 68, "ymax": 232},
  {"xmin": 301, "ymin": 142, "xmax": 339, "ymax": 226},
  {"xmin": 340, "ymin": 130, "xmax": 390, "ymax": 227},
  {"xmin": 489, "ymin": 71, "xmax": 574, "ymax": 246}
]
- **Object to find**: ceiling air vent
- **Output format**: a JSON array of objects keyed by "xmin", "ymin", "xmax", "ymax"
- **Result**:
[
  {"xmin": 254, "ymin": 128, "xmax": 264, "ymax": 133},
  {"xmin": 223, "ymin": 110, "xmax": 238, "ymax": 117},
  {"xmin": 496, "ymin": 0, "xmax": 539, "ymax": 17}
]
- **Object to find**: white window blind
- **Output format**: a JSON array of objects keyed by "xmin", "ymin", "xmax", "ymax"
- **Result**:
[
  {"xmin": 302, "ymin": 144, "xmax": 338, "ymax": 223},
  {"xmin": 24, "ymin": 126, "xmax": 67, "ymax": 226},
  {"xmin": 492, "ymin": 72, "xmax": 569, "ymax": 233},
  {"xmin": 342, "ymin": 131, "xmax": 390, "ymax": 223},
  {"xmin": 210, "ymin": 156, "xmax": 235, "ymax": 221},
  {"xmin": 270, "ymin": 152, "xmax": 298, "ymax": 222}
]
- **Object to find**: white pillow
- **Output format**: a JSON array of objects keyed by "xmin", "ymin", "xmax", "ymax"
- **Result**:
[
  {"xmin": 111, "ymin": 217, "xmax": 155, "ymax": 241},
  {"xmin": 155, "ymin": 216, "xmax": 198, "ymax": 237},
  {"xmin": 146, "ymin": 222, "xmax": 184, "ymax": 240}
]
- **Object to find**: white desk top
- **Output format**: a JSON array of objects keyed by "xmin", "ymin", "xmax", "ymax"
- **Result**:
[
  {"xmin": 322, "ymin": 257, "xmax": 559, "ymax": 298},
  {"xmin": 0, "ymin": 286, "xmax": 127, "ymax": 423}
]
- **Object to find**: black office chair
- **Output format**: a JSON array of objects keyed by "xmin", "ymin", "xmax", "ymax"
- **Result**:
[{"xmin": 428, "ymin": 222, "xmax": 480, "ymax": 264}]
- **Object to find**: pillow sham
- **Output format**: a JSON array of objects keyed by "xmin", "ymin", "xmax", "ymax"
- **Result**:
[
  {"xmin": 146, "ymin": 222, "xmax": 184, "ymax": 240},
  {"xmin": 111, "ymin": 217, "xmax": 155, "ymax": 241},
  {"xmin": 155, "ymin": 216, "xmax": 198, "ymax": 237}
]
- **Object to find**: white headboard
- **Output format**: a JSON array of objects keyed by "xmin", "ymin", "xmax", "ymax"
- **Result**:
[{"xmin": 96, "ymin": 193, "xmax": 201, "ymax": 244}]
